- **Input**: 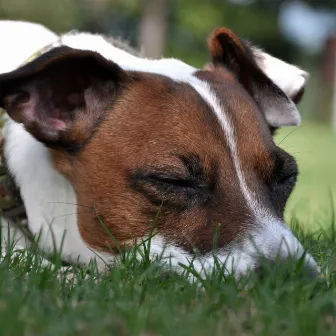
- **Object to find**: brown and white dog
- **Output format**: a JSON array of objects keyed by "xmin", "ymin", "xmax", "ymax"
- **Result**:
[{"xmin": 0, "ymin": 20, "xmax": 318, "ymax": 278}]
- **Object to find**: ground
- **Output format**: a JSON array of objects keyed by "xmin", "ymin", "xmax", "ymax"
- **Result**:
[{"xmin": 0, "ymin": 121, "xmax": 335, "ymax": 336}]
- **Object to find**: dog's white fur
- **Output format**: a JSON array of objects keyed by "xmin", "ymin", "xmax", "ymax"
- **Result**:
[
  {"xmin": 0, "ymin": 20, "xmax": 318, "ymax": 277},
  {"xmin": 254, "ymin": 49, "xmax": 308, "ymax": 101},
  {"xmin": 0, "ymin": 21, "xmax": 58, "ymax": 73}
]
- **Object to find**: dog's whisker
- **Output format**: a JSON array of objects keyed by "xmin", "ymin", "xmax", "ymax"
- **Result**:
[
  {"xmin": 51, "ymin": 211, "xmax": 93, "ymax": 220},
  {"xmin": 277, "ymin": 126, "xmax": 303, "ymax": 147},
  {"xmin": 46, "ymin": 201, "xmax": 93, "ymax": 209}
]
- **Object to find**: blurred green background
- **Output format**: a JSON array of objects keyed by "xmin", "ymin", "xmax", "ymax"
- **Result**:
[{"xmin": 0, "ymin": 0, "xmax": 336, "ymax": 229}]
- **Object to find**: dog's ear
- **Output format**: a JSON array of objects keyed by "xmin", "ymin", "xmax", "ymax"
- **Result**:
[
  {"xmin": 208, "ymin": 28, "xmax": 301, "ymax": 128},
  {"xmin": 0, "ymin": 46, "xmax": 126, "ymax": 151},
  {"xmin": 250, "ymin": 46, "xmax": 308, "ymax": 105}
]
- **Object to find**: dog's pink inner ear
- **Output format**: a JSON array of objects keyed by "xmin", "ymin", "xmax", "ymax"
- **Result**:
[
  {"xmin": 207, "ymin": 28, "xmax": 301, "ymax": 128},
  {"xmin": 0, "ymin": 46, "xmax": 125, "ymax": 146},
  {"xmin": 4, "ymin": 84, "xmax": 70, "ymax": 140}
]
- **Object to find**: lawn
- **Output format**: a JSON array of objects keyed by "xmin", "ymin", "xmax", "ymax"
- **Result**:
[
  {"xmin": 0, "ymin": 120, "xmax": 335, "ymax": 336},
  {"xmin": 276, "ymin": 121, "xmax": 336, "ymax": 229},
  {"xmin": 0, "ymin": 226, "xmax": 335, "ymax": 336}
]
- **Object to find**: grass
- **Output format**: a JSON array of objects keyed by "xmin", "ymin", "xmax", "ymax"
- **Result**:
[
  {"xmin": 0, "ymin": 120, "xmax": 335, "ymax": 336},
  {"xmin": 0, "ymin": 220, "xmax": 336, "ymax": 336}
]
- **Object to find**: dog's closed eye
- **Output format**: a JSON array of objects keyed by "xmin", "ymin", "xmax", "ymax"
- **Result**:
[
  {"xmin": 130, "ymin": 154, "xmax": 212, "ymax": 211},
  {"xmin": 131, "ymin": 170, "xmax": 210, "ymax": 209}
]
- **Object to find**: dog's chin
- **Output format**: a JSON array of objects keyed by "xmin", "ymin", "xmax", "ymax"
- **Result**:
[{"xmin": 138, "ymin": 229, "xmax": 319, "ymax": 281}]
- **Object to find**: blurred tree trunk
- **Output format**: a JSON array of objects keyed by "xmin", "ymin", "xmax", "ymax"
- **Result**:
[
  {"xmin": 320, "ymin": 34, "xmax": 336, "ymax": 127},
  {"xmin": 85, "ymin": 0, "xmax": 109, "ymax": 32},
  {"xmin": 139, "ymin": 0, "xmax": 170, "ymax": 59},
  {"xmin": 332, "ymin": 49, "xmax": 336, "ymax": 132}
]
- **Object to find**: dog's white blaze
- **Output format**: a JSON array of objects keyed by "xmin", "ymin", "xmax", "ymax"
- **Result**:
[{"xmin": 185, "ymin": 78, "xmax": 260, "ymax": 215}]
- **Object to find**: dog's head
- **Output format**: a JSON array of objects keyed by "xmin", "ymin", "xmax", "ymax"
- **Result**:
[{"xmin": 0, "ymin": 28, "xmax": 318, "ymax": 277}]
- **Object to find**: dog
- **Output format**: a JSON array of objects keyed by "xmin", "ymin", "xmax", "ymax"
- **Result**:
[{"xmin": 0, "ymin": 20, "xmax": 319, "ymax": 279}]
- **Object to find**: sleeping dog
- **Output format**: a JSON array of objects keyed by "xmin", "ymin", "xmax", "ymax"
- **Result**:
[{"xmin": 0, "ymin": 20, "xmax": 318, "ymax": 278}]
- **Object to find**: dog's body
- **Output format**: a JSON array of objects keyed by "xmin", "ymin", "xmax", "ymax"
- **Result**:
[{"xmin": 0, "ymin": 20, "xmax": 318, "ymax": 278}]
